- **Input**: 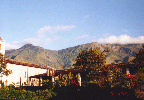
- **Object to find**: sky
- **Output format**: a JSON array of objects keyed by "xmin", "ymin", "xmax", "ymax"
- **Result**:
[{"xmin": 0, "ymin": 0, "xmax": 144, "ymax": 50}]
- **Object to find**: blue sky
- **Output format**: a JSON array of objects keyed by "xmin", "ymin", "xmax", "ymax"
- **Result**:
[{"xmin": 0, "ymin": 0, "xmax": 144, "ymax": 50}]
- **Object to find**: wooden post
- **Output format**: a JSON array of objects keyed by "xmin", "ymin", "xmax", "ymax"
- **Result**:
[
  {"xmin": 59, "ymin": 74, "xmax": 62, "ymax": 80},
  {"xmin": 20, "ymin": 77, "xmax": 21, "ymax": 87}
]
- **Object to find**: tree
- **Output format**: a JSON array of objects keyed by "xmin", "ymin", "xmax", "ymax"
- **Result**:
[
  {"xmin": 0, "ymin": 53, "xmax": 12, "ymax": 76},
  {"xmin": 131, "ymin": 44, "xmax": 144, "ymax": 73},
  {"xmin": 132, "ymin": 45, "xmax": 144, "ymax": 66},
  {"xmin": 73, "ymin": 47, "xmax": 106, "ymax": 81}
]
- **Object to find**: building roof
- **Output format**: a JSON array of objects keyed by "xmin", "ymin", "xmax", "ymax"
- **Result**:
[
  {"xmin": 0, "ymin": 37, "xmax": 2, "ymax": 41},
  {"xmin": 29, "ymin": 68, "xmax": 83, "ymax": 78},
  {"xmin": 6, "ymin": 59, "xmax": 55, "ymax": 70}
]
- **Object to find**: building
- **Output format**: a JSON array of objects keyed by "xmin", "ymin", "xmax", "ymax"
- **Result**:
[
  {"xmin": 0, "ymin": 37, "xmax": 56, "ymax": 87},
  {"xmin": 0, "ymin": 37, "xmax": 5, "ymax": 55},
  {"xmin": 0, "ymin": 37, "xmax": 82, "ymax": 88}
]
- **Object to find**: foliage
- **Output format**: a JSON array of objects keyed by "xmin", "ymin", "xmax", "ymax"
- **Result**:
[
  {"xmin": 70, "ymin": 76, "xmax": 79, "ymax": 87},
  {"xmin": 54, "ymin": 72, "xmax": 81, "ymax": 88},
  {"xmin": 97, "ymin": 64, "xmax": 123, "ymax": 88},
  {"xmin": 0, "ymin": 86, "xmax": 57, "ymax": 99},
  {"xmin": 132, "ymin": 44, "xmax": 144, "ymax": 67},
  {"xmin": 0, "ymin": 53, "xmax": 12, "ymax": 76},
  {"xmin": 120, "ymin": 71, "xmax": 144, "ymax": 99},
  {"xmin": 135, "ymin": 89, "xmax": 144, "ymax": 99},
  {"xmin": 5, "ymin": 43, "xmax": 144, "ymax": 69},
  {"xmin": 42, "ymin": 79, "xmax": 56, "ymax": 90},
  {"xmin": 51, "ymin": 83, "xmax": 136, "ymax": 100},
  {"xmin": 73, "ymin": 47, "xmax": 106, "ymax": 81}
]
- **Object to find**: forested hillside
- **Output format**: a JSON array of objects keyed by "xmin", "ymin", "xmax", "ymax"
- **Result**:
[{"xmin": 5, "ymin": 42, "xmax": 144, "ymax": 69}]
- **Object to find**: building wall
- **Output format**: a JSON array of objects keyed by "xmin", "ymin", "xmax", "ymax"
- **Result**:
[
  {"xmin": 0, "ymin": 40, "xmax": 5, "ymax": 55},
  {"xmin": 2, "ymin": 63, "xmax": 47, "ymax": 86}
]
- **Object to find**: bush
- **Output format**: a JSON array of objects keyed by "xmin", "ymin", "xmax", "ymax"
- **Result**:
[{"xmin": 0, "ymin": 87, "xmax": 57, "ymax": 99}]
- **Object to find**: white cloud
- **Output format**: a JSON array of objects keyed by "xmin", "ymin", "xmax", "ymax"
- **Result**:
[
  {"xmin": 84, "ymin": 15, "xmax": 89, "ymax": 18},
  {"xmin": 75, "ymin": 34, "xmax": 89, "ymax": 40},
  {"xmin": 97, "ymin": 34, "xmax": 144, "ymax": 44},
  {"xmin": 6, "ymin": 24, "xmax": 73, "ymax": 50},
  {"xmin": 11, "ymin": 38, "xmax": 41, "ymax": 46},
  {"xmin": 22, "ymin": 38, "xmax": 41, "ymax": 45},
  {"xmin": 5, "ymin": 43, "xmax": 19, "ymax": 50},
  {"xmin": 5, "ymin": 38, "xmax": 42, "ymax": 50},
  {"xmin": 37, "ymin": 25, "xmax": 75, "ymax": 38},
  {"xmin": 37, "ymin": 25, "xmax": 52, "ymax": 37}
]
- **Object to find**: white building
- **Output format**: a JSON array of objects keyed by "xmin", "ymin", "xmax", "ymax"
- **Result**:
[
  {"xmin": 2, "ymin": 62, "xmax": 47, "ymax": 86},
  {"xmin": 0, "ymin": 37, "xmax": 5, "ymax": 55},
  {"xmin": 0, "ymin": 37, "xmax": 53, "ymax": 87}
]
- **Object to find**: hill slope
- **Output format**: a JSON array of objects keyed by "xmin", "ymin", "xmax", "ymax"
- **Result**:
[{"xmin": 5, "ymin": 42, "xmax": 144, "ymax": 69}]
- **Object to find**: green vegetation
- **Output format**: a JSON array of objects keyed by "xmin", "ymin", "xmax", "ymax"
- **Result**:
[
  {"xmin": 0, "ymin": 86, "xmax": 57, "ymax": 99},
  {"xmin": 5, "ymin": 43, "xmax": 144, "ymax": 69},
  {"xmin": 73, "ymin": 47, "xmax": 106, "ymax": 81},
  {"xmin": 0, "ymin": 53, "xmax": 12, "ymax": 76},
  {"xmin": 1, "ymin": 43, "xmax": 143, "ymax": 99}
]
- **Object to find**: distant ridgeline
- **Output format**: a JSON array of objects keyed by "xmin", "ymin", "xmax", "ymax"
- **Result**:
[{"xmin": 5, "ymin": 42, "xmax": 144, "ymax": 69}]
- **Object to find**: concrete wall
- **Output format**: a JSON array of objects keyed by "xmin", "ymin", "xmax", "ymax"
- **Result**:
[
  {"xmin": 0, "ymin": 40, "xmax": 5, "ymax": 55},
  {"xmin": 1, "ymin": 63, "xmax": 47, "ymax": 86}
]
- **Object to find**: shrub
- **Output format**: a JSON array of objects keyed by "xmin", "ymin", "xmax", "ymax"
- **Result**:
[{"xmin": 0, "ymin": 87, "xmax": 57, "ymax": 99}]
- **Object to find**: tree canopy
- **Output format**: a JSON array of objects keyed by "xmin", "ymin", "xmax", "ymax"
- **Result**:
[
  {"xmin": 132, "ymin": 45, "xmax": 144, "ymax": 66},
  {"xmin": 131, "ymin": 45, "xmax": 144, "ymax": 74},
  {"xmin": 73, "ymin": 47, "xmax": 106, "ymax": 81}
]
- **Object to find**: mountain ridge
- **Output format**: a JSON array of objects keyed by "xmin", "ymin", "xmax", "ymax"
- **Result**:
[{"xmin": 5, "ymin": 42, "xmax": 144, "ymax": 69}]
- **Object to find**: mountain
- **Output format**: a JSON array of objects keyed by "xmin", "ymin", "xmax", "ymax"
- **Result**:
[{"xmin": 5, "ymin": 42, "xmax": 144, "ymax": 69}]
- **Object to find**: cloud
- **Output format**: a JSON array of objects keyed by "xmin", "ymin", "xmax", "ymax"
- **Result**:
[
  {"xmin": 12, "ymin": 38, "xmax": 41, "ymax": 46},
  {"xmin": 22, "ymin": 38, "xmax": 41, "ymax": 45},
  {"xmin": 74, "ymin": 34, "xmax": 89, "ymax": 40},
  {"xmin": 5, "ymin": 38, "xmax": 42, "ymax": 50},
  {"xmin": 84, "ymin": 15, "xmax": 89, "ymax": 18},
  {"xmin": 37, "ymin": 25, "xmax": 75, "ymax": 38},
  {"xmin": 5, "ymin": 43, "xmax": 19, "ymax": 50},
  {"xmin": 97, "ymin": 34, "xmax": 144, "ymax": 44},
  {"xmin": 6, "ymin": 24, "xmax": 73, "ymax": 50}
]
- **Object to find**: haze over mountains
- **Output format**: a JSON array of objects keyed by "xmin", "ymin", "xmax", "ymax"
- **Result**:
[{"xmin": 5, "ymin": 42, "xmax": 144, "ymax": 70}]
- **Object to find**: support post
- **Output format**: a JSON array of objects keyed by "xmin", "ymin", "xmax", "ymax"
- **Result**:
[
  {"xmin": 20, "ymin": 77, "xmax": 21, "ymax": 87},
  {"xmin": 47, "ymin": 68, "xmax": 49, "ymax": 76},
  {"xmin": 39, "ymin": 77, "xmax": 40, "ymax": 86},
  {"xmin": 78, "ymin": 73, "xmax": 81, "ymax": 86},
  {"xmin": 29, "ymin": 77, "xmax": 31, "ymax": 86},
  {"xmin": 126, "ymin": 68, "xmax": 130, "ymax": 75},
  {"xmin": 49, "ymin": 69, "xmax": 51, "ymax": 76},
  {"xmin": 52, "ymin": 68, "xmax": 54, "ymax": 76}
]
